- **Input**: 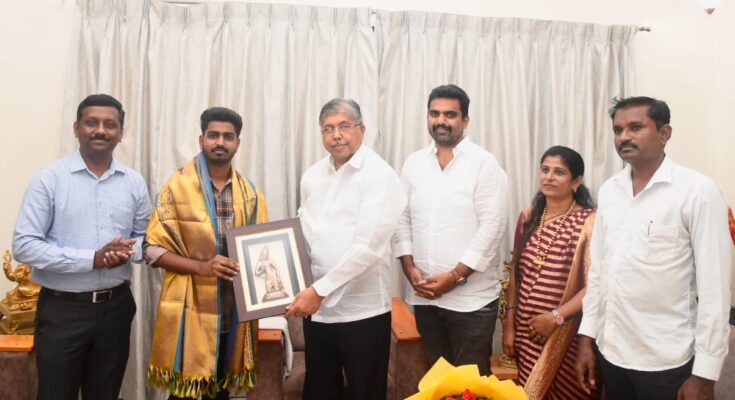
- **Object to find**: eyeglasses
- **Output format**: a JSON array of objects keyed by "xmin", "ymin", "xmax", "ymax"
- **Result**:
[{"xmin": 321, "ymin": 123, "xmax": 361, "ymax": 136}]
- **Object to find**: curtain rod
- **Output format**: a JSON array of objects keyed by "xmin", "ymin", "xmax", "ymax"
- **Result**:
[{"xmin": 161, "ymin": 1, "xmax": 653, "ymax": 32}]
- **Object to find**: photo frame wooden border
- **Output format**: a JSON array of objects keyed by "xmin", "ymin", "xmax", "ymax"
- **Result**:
[{"xmin": 226, "ymin": 218, "xmax": 312, "ymax": 321}]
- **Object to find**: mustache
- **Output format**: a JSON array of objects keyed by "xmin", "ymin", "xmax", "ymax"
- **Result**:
[
  {"xmin": 618, "ymin": 141, "xmax": 638, "ymax": 151},
  {"xmin": 89, "ymin": 134, "xmax": 110, "ymax": 141},
  {"xmin": 432, "ymin": 124, "xmax": 452, "ymax": 133},
  {"xmin": 211, "ymin": 146, "xmax": 228, "ymax": 153}
]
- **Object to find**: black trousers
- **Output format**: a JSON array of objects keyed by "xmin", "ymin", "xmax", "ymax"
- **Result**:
[
  {"xmin": 598, "ymin": 350, "xmax": 694, "ymax": 400},
  {"xmin": 302, "ymin": 312, "xmax": 391, "ymax": 400},
  {"xmin": 414, "ymin": 299, "xmax": 498, "ymax": 376},
  {"xmin": 35, "ymin": 285, "xmax": 136, "ymax": 400}
]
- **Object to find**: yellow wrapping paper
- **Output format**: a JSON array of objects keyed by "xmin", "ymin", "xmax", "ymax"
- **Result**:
[{"xmin": 406, "ymin": 358, "xmax": 528, "ymax": 400}]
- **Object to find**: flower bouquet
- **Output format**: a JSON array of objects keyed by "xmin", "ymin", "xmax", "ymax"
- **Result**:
[{"xmin": 406, "ymin": 357, "xmax": 527, "ymax": 400}]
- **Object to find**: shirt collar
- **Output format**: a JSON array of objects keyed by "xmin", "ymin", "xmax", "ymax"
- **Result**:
[
  {"xmin": 71, "ymin": 150, "xmax": 125, "ymax": 176},
  {"xmin": 614, "ymin": 155, "xmax": 672, "ymax": 192},
  {"xmin": 209, "ymin": 177, "xmax": 233, "ymax": 191},
  {"xmin": 426, "ymin": 136, "xmax": 470, "ymax": 157},
  {"xmin": 331, "ymin": 144, "xmax": 368, "ymax": 171},
  {"xmin": 647, "ymin": 156, "xmax": 673, "ymax": 186},
  {"xmin": 207, "ymin": 166, "xmax": 234, "ymax": 192}
]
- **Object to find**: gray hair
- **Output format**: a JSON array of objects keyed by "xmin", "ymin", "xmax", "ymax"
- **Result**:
[{"xmin": 318, "ymin": 98, "xmax": 363, "ymax": 125}]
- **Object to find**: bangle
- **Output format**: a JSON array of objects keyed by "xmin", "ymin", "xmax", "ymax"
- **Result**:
[{"xmin": 505, "ymin": 305, "xmax": 517, "ymax": 310}]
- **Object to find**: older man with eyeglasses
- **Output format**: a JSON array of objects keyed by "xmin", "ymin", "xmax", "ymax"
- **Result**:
[{"xmin": 285, "ymin": 98, "xmax": 407, "ymax": 400}]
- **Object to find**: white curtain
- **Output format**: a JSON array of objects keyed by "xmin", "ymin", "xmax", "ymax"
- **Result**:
[
  {"xmin": 375, "ymin": 11, "xmax": 635, "ymax": 227},
  {"xmin": 61, "ymin": 1, "xmax": 636, "ymax": 399}
]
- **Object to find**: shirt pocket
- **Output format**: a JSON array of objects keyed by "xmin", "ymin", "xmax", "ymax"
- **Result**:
[
  {"xmin": 111, "ymin": 193, "xmax": 137, "ymax": 234},
  {"xmin": 648, "ymin": 223, "xmax": 678, "ymax": 240},
  {"xmin": 634, "ymin": 221, "xmax": 680, "ymax": 265}
]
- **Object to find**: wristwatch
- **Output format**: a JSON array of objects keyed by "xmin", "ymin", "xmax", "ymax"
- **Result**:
[
  {"xmin": 551, "ymin": 309, "xmax": 565, "ymax": 325},
  {"xmin": 451, "ymin": 270, "xmax": 468, "ymax": 286}
]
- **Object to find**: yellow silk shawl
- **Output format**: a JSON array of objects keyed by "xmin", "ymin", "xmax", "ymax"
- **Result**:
[{"xmin": 146, "ymin": 157, "xmax": 269, "ymax": 398}]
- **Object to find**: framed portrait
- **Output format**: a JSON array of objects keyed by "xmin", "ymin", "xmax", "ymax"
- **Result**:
[{"xmin": 226, "ymin": 218, "xmax": 313, "ymax": 321}]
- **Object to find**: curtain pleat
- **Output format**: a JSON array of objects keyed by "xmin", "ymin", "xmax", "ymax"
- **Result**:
[{"xmin": 61, "ymin": 2, "xmax": 635, "ymax": 398}]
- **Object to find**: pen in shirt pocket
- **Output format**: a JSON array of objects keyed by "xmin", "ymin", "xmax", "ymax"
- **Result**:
[{"xmin": 647, "ymin": 220, "xmax": 652, "ymax": 235}]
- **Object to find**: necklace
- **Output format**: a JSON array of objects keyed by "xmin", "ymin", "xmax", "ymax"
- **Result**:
[{"xmin": 533, "ymin": 200, "xmax": 576, "ymax": 268}]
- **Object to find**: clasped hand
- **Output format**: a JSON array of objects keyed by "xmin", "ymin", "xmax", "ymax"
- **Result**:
[
  {"xmin": 527, "ymin": 313, "xmax": 557, "ymax": 345},
  {"xmin": 405, "ymin": 265, "xmax": 455, "ymax": 299},
  {"xmin": 94, "ymin": 236, "xmax": 136, "ymax": 269}
]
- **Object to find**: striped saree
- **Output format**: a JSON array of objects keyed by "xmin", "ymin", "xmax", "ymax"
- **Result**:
[{"xmin": 513, "ymin": 208, "xmax": 602, "ymax": 400}]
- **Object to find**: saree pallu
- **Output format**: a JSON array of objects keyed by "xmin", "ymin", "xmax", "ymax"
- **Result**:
[
  {"xmin": 513, "ymin": 208, "xmax": 601, "ymax": 400},
  {"xmin": 146, "ymin": 155, "xmax": 269, "ymax": 398}
]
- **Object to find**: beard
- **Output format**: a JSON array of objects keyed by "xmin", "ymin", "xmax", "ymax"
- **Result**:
[
  {"xmin": 203, "ymin": 147, "xmax": 235, "ymax": 165},
  {"xmin": 430, "ymin": 124, "xmax": 463, "ymax": 146}
]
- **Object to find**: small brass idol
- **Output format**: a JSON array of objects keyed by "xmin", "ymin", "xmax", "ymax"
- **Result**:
[
  {"xmin": 497, "ymin": 251, "xmax": 518, "ymax": 370},
  {"xmin": 497, "ymin": 353, "xmax": 518, "ymax": 369},
  {"xmin": 498, "ymin": 253, "xmax": 513, "ymax": 322},
  {"xmin": 0, "ymin": 250, "xmax": 41, "ymax": 334}
]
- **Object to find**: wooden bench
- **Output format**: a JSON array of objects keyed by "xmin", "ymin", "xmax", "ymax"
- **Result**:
[
  {"xmin": 389, "ymin": 297, "xmax": 428, "ymax": 399},
  {"xmin": 249, "ymin": 328, "xmax": 285, "ymax": 399},
  {"xmin": 251, "ymin": 317, "xmax": 311, "ymax": 400},
  {"xmin": 0, "ymin": 335, "xmax": 36, "ymax": 400}
]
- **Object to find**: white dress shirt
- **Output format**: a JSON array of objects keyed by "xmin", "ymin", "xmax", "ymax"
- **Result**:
[
  {"xmin": 392, "ymin": 138, "xmax": 508, "ymax": 312},
  {"xmin": 299, "ymin": 145, "xmax": 407, "ymax": 323},
  {"xmin": 579, "ymin": 157, "xmax": 731, "ymax": 380}
]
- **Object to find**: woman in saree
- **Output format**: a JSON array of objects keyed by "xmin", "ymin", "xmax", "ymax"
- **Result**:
[{"xmin": 502, "ymin": 145, "xmax": 601, "ymax": 400}]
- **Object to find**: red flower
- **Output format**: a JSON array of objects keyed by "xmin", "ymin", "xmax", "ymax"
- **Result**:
[{"xmin": 462, "ymin": 389, "xmax": 476, "ymax": 400}]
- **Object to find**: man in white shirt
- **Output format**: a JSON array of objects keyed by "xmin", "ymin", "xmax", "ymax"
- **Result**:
[
  {"xmin": 392, "ymin": 84, "xmax": 508, "ymax": 375},
  {"xmin": 285, "ymin": 98, "xmax": 407, "ymax": 400},
  {"xmin": 576, "ymin": 96, "xmax": 731, "ymax": 400}
]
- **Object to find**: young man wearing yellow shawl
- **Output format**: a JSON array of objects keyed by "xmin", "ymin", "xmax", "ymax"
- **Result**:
[{"xmin": 145, "ymin": 107, "xmax": 268, "ymax": 399}]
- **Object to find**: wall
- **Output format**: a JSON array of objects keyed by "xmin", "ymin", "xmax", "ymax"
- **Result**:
[
  {"xmin": 0, "ymin": 0, "xmax": 75, "ymax": 294},
  {"xmin": 1, "ymin": 0, "xmax": 733, "ymax": 299}
]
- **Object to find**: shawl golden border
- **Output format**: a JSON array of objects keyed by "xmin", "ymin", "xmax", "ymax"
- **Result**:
[{"xmin": 146, "ymin": 158, "xmax": 269, "ymax": 398}]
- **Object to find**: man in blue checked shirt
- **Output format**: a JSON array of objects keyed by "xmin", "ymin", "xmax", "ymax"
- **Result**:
[{"xmin": 12, "ymin": 94, "xmax": 151, "ymax": 400}]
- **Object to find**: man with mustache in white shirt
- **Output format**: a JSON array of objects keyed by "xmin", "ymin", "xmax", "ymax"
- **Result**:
[
  {"xmin": 576, "ymin": 96, "xmax": 731, "ymax": 400},
  {"xmin": 393, "ymin": 84, "xmax": 508, "ymax": 375}
]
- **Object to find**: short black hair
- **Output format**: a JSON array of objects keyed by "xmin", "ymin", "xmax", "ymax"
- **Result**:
[
  {"xmin": 76, "ymin": 94, "xmax": 125, "ymax": 128},
  {"xmin": 427, "ymin": 84, "xmax": 470, "ymax": 118},
  {"xmin": 609, "ymin": 96, "xmax": 670, "ymax": 130},
  {"xmin": 200, "ymin": 107, "xmax": 243, "ymax": 136}
]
